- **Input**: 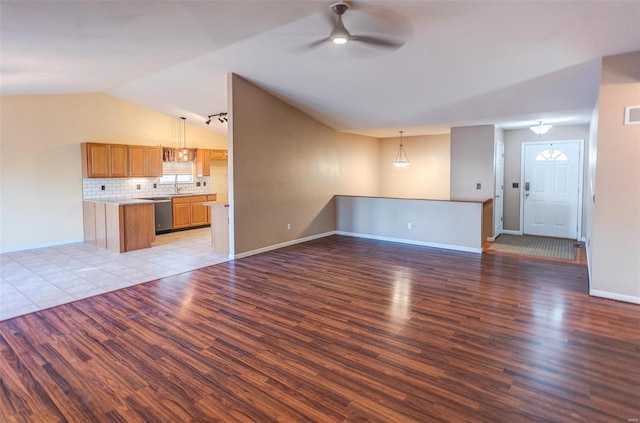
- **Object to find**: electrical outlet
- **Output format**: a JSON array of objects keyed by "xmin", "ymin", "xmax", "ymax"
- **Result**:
[
  {"xmin": 101, "ymin": 185, "xmax": 105, "ymax": 191},
  {"xmin": 407, "ymin": 222, "xmax": 412, "ymax": 229},
  {"xmin": 196, "ymin": 182, "xmax": 201, "ymax": 187},
  {"xmin": 287, "ymin": 223, "xmax": 291, "ymax": 230},
  {"xmin": 153, "ymin": 183, "xmax": 157, "ymax": 189},
  {"xmin": 476, "ymin": 183, "xmax": 482, "ymax": 190},
  {"xmin": 136, "ymin": 184, "xmax": 141, "ymax": 190},
  {"xmin": 203, "ymin": 182, "xmax": 207, "ymax": 186}
]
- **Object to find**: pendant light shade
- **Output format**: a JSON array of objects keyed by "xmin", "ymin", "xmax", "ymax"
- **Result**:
[
  {"xmin": 530, "ymin": 120, "xmax": 552, "ymax": 136},
  {"xmin": 394, "ymin": 131, "xmax": 409, "ymax": 168}
]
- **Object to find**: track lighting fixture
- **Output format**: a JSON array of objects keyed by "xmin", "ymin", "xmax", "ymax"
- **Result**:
[{"xmin": 206, "ymin": 112, "xmax": 228, "ymax": 125}]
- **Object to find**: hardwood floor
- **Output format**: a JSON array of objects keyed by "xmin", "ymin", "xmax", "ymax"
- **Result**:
[{"xmin": 1, "ymin": 235, "xmax": 638, "ymax": 422}]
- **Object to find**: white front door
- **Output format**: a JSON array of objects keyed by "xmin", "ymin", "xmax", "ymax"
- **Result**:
[
  {"xmin": 522, "ymin": 141, "xmax": 581, "ymax": 239},
  {"xmin": 494, "ymin": 140, "xmax": 504, "ymax": 237}
]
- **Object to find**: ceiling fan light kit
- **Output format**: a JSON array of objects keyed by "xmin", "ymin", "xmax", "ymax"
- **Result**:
[{"xmin": 307, "ymin": 1, "xmax": 404, "ymax": 50}]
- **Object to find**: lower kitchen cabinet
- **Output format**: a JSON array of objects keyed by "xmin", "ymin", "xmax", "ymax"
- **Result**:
[
  {"xmin": 172, "ymin": 202, "xmax": 192, "ymax": 228},
  {"xmin": 172, "ymin": 195, "xmax": 208, "ymax": 229}
]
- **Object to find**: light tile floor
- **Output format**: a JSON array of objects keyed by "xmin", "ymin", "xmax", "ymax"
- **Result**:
[{"xmin": 0, "ymin": 228, "xmax": 229, "ymax": 321}]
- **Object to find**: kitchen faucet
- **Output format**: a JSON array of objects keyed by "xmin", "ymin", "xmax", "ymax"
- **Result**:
[{"xmin": 174, "ymin": 175, "xmax": 183, "ymax": 194}]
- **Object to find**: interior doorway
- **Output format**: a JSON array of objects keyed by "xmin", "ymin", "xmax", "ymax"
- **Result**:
[{"xmin": 521, "ymin": 140, "xmax": 583, "ymax": 240}]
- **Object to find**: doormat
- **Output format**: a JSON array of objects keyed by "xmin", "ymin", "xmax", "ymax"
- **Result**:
[{"xmin": 488, "ymin": 234, "xmax": 575, "ymax": 260}]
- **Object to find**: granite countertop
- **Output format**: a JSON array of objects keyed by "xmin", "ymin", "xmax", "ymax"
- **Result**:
[
  {"xmin": 84, "ymin": 198, "xmax": 155, "ymax": 206},
  {"xmin": 202, "ymin": 201, "xmax": 229, "ymax": 207}
]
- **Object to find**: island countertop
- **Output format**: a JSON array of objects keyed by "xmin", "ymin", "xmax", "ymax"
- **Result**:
[{"xmin": 83, "ymin": 198, "xmax": 155, "ymax": 206}]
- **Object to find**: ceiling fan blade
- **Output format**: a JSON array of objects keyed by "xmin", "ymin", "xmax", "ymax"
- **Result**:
[
  {"xmin": 298, "ymin": 38, "xmax": 330, "ymax": 51},
  {"xmin": 350, "ymin": 34, "xmax": 404, "ymax": 49}
]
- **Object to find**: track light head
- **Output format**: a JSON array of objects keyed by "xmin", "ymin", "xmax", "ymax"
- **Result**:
[{"xmin": 206, "ymin": 112, "xmax": 228, "ymax": 125}]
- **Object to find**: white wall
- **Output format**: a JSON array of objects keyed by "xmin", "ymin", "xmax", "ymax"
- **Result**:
[
  {"xmin": 589, "ymin": 51, "xmax": 640, "ymax": 303},
  {"xmin": 0, "ymin": 93, "xmax": 226, "ymax": 252},
  {"xmin": 450, "ymin": 125, "xmax": 495, "ymax": 201},
  {"xmin": 379, "ymin": 134, "xmax": 450, "ymax": 200}
]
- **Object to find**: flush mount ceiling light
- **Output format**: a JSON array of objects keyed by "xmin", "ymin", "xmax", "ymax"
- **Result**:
[
  {"xmin": 206, "ymin": 112, "xmax": 228, "ymax": 125},
  {"xmin": 530, "ymin": 120, "xmax": 552, "ymax": 136},
  {"xmin": 394, "ymin": 130, "xmax": 409, "ymax": 168}
]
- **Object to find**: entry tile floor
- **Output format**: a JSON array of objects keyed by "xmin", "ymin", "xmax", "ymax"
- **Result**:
[{"xmin": 0, "ymin": 228, "xmax": 229, "ymax": 321}]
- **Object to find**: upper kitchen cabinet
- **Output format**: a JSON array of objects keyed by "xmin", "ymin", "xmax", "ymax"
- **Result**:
[
  {"xmin": 196, "ymin": 149, "xmax": 228, "ymax": 177},
  {"xmin": 82, "ymin": 143, "xmax": 129, "ymax": 178},
  {"xmin": 129, "ymin": 145, "xmax": 162, "ymax": 177},
  {"xmin": 196, "ymin": 149, "xmax": 211, "ymax": 177},
  {"xmin": 210, "ymin": 149, "xmax": 228, "ymax": 160}
]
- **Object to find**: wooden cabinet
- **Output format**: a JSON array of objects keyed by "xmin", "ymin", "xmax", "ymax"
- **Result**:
[
  {"xmin": 210, "ymin": 149, "xmax": 228, "ymax": 160},
  {"xmin": 196, "ymin": 149, "xmax": 210, "ymax": 177},
  {"xmin": 82, "ymin": 143, "xmax": 129, "ymax": 178},
  {"xmin": 172, "ymin": 202, "xmax": 192, "ymax": 229},
  {"xmin": 172, "ymin": 195, "xmax": 208, "ymax": 229},
  {"xmin": 83, "ymin": 201, "xmax": 154, "ymax": 253},
  {"xmin": 147, "ymin": 146, "xmax": 163, "ymax": 176},
  {"xmin": 196, "ymin": 149, "xmax": 227, "ymax": 177},
  {"xmin": 129, "ymin": 145, "xmax": 162, "ymax": 177}
]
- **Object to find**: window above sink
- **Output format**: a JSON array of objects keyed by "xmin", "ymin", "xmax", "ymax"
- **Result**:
[{"xmin": 159, "ymin": 162, "xmax": 194, "ymax": 184}]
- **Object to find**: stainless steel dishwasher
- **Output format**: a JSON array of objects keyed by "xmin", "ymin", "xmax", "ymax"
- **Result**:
[
  {"xmin": 153, "ymin": 198, "xmax": 173, "ymax": 233},
  {"xmin": 140, "ymin": 197, "xmax": 173, "ymax": 233}
]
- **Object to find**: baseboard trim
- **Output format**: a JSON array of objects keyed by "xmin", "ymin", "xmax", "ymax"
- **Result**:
[
  {"xmin": 234, "ymin": 231, "xmax": 337, "ymax": 259},
  {"xmin": 0, "ymin": 238, "xmax": 84, "ymax": 254},
  {"xmin": 589, "ymin": 289, "xmax": 640, "ymax": 305},
  {"xmin": 336, "ymin": 231, "xmax": 482, "ymax": 254},
  {"xmin": 501, "ymin": 230, "xmax": 521, "ymax": 235}
]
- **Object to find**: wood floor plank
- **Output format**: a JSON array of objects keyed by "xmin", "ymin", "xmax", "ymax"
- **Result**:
[{"xmin": 1, "ymin": 235, "xmax": 638, "ymax": 422}]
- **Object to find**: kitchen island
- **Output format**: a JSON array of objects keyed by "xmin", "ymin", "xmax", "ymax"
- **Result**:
[{"xmin": 83, "ymin": 198, "xmax": 155, "ymax": 253}]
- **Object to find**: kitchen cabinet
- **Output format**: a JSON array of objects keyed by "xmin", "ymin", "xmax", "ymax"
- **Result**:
[
  {"xmin": 83, "ymin": 201, "xmax": 154, "ymax": 253},
  {"xmin": 172, "ymin": 195, "xmax": 208, "ymax": 229},
  {"xmin": 172, "ymin": 202, "xmax": 192, "ymax": 228},
  {"xmin": 82, "ymin": 143, "xmax": 129, "ymax": 178},
  {"xmin": 210, "ymin": 149, "xmax": 228, "ymax": 160},
  {"xmin": 196, "ymin": 149, "xmax": 228, "ymax": 177},
  {"xmin": 129, "ymin": 145, "xmax": 162, "ymax": 177},
  {"xmin": 196, "ymin": 149, "xmax": 210, "ymax": 177}
]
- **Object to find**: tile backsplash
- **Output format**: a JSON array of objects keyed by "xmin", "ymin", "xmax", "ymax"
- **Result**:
[{"xmin": 83, "ymin": 176, "xmax": 212, "ymax": 199}]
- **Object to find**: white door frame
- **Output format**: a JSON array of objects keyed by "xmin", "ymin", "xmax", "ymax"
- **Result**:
[{"xmin": 519, "ymin": 139, "xmax": 584, "ymax": 240}]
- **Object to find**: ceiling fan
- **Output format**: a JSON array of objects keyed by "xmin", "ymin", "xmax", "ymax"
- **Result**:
[{"xmin": 306, "ymin": 1, "xmax": 404, "ymax": 50}]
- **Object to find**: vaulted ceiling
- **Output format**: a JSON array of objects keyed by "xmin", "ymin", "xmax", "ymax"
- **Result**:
[{"xmin": 2, "ymin": 1, "xmax": 639, "ymax": 137}]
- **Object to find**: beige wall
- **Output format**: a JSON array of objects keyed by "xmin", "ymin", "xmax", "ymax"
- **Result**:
[
  {"xmin": 0, "ymin": 93, "xmax": 226, "ymax": 252},
  {"xmin": 502, "ymin": 124, "xmax": 590, "ymax": 233},
  {"xmin": 450, "ymin": 125, "xmax": 495, "ymax": 201},
  {"xmin": 379, "ymin": 134, "xmax": 450, "ymax": 200},
  {"xmin": 590, "ymin": 51, "xmax": 640, "ymax": 301},
  {"xmin": 336, "ymin": 196, "xmax": 483, "ymax": 252},
  {"xmin": 228, "ymin": 74, "xmax": 379, "ymax": 256}
]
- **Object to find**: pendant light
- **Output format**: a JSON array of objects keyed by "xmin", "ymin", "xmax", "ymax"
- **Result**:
[
  {"xmin": 394, "ymin": 130, "xmax": 409, "ymax": 168},
  {"xmin": 530, "ymin": 120, "xmax": 552, "ymax": 136},
  {"xmin": 177, "ymin": 117, "xmax": 188, "ymax": 162}
]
